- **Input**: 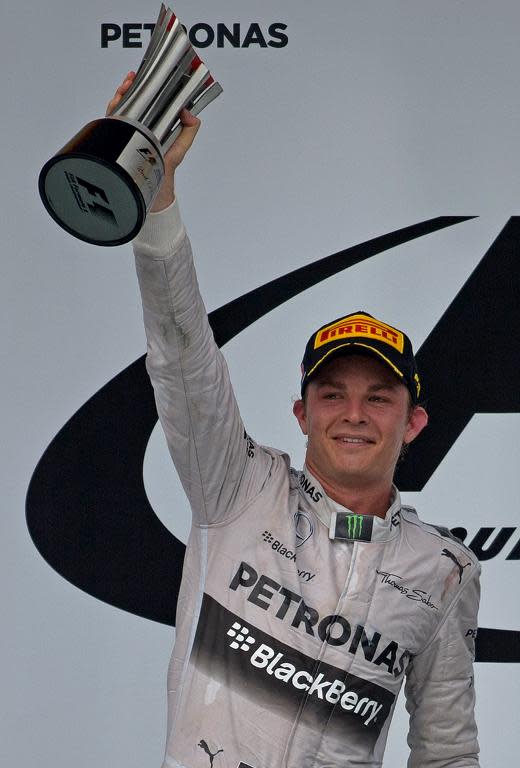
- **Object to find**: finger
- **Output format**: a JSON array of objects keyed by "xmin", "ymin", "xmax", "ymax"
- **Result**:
[
  {"xmin": 176, "ymin": 111, "xmax": 202, "ymax": 150},
  {"xmin": 116, "ymin": 71, "xmax": 136, "ymax": 95},
  {"xmin": 106, "ymin": 71, "xmax": 136, "ymax": 116},
  {"xmin": 164, "ymin": 118, "xmax": 201, "ymax": 168},
  {"xmin": 179, "ymin": 108, "xmax": 201, "ymax": 128},
  {"xmin": 107, "ymin": 71, "xmax": 135, "ymax": 109},
  {"xmin": 176, "ymin": 121, "xmax": 201, "ymax": 153}
]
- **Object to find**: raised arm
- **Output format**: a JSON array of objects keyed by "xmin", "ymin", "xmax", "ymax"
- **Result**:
[{"xmin": 108, "ymin": 75, "xmax": 273, "ymax": 526}]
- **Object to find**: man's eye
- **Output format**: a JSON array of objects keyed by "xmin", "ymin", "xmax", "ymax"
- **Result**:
[
  {"xmin": 369, "ymin": 395, "xmax": 387, "ymax": 403},
  {"xmin": 324, "ymin": 392, "xmax": 340, "ymax": 399}
]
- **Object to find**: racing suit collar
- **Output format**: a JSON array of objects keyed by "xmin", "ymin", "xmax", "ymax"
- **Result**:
[{"xmin": 299, "ymin": 466, "xmax": 402, "ymax": 543}]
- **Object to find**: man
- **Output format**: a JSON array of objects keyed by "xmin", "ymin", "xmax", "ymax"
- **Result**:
[{"xmin": 109, "ymin": 75, "xmax": 480, "ymax": 768}]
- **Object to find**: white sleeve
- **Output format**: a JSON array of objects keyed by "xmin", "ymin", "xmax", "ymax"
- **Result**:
[
  {"xmin": 405, "ymin": 567, "xmax": 481, "ymax": 768},
  {"xmin": 133, "ymin": 200, "xmax": 272, "ymax": 526}
]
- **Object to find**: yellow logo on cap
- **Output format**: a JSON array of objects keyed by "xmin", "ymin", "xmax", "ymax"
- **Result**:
[
  {"xmin": 414, "ymin": 372, "xmax": 421, "ymax": 398},
  {"xmin": 314, "ymin": 314, "xmax": 404, "ymax": 353}
]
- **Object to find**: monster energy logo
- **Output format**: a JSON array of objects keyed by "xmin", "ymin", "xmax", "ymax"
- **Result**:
[
  {"xmin": 333, "ymin": 513, "xmax": 373, "ymax": 541},
  {"xmin": 346, "ymin": 514, "xmax": 364, "ymax": 539}
]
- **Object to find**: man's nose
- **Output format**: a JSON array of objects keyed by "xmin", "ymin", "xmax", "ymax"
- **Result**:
[{"xmin": 341, "ymin": 397, "xmax": 368, "ymax": 423}]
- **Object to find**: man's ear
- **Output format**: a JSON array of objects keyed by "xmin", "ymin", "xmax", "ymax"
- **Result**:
[
  {"xmin": 404, "ymin": 405, "xmax": 428, "ymax": 445},
  {"xmin": 293, "ymin": 398, "xmax": 308, "ymax": 435}
]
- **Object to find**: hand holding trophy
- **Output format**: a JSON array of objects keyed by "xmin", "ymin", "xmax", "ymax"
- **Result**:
[{"xmin": 38, "ymin": 4, "xmax": 222, "ymax": 246}]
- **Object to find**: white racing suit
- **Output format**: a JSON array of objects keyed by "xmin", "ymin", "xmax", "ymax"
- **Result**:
[{"xmin": 133, "ymin": 201, "xmax": 481, "ymax": 768}]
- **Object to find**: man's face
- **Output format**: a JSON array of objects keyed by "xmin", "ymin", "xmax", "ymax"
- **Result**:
[{"xmin": 293, "ymin": 354, "xmax": 428, "ymax": 492}]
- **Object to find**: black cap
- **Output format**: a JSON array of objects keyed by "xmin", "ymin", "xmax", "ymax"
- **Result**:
[{"xmin": 300, "ymin": 311, "xmax": 421, "ymax": 402}]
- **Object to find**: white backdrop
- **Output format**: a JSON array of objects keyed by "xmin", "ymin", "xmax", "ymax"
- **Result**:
[{"xmin": 3, "ymin": 1, "xmax": 519, "ymax": 765}]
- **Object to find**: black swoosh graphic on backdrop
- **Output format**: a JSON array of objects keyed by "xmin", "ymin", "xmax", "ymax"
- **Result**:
[
  {"xmin": 396, "ymin": 216, "xmax": 520, "ymax": 491},
  {"xmin": 25, "ymin": 215, "xmax": 520, "ymax": 662}
]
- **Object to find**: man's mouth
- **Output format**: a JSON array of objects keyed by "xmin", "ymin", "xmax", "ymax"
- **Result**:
[{"xmin": 334, "ymin": 436, "xmax": 374, "ymax": 444}]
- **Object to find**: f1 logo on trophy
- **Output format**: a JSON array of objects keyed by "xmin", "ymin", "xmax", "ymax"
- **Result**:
[{"xmin": 38, "ymin": 4, "xmax": 222, "ymax": 246}]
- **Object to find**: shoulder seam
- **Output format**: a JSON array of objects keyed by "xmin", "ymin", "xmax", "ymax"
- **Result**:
[{"xmin": 400, "ymin": 509, "xmax": 479, "ymax": 565}]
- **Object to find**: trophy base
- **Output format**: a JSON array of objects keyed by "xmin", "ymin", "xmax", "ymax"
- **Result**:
[{"xmin": 38, "ymin": 118, "xmax": 165, "ymax": 246}]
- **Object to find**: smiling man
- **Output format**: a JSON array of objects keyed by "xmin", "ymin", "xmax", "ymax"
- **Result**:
[
  {"xmin": 109, "ymin": 73, "xmax": 481, "ymax": 768},
  {"xmin": 293, "ymin": 316, "xmax": 428, "ymax": 519}
]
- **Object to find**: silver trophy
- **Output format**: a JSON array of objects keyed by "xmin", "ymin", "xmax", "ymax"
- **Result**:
[{"xmin": 39, "ymin": 4, "xmax": 223, "ymax": 246}]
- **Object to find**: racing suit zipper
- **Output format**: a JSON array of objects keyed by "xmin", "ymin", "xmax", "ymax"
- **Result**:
[{"xmin": 283, "ymin": 541, "xmax": 359, "ymax": 767}]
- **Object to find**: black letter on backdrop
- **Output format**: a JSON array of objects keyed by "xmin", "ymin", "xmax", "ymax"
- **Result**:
[{"xmin": 101, "ymin": 24, "xmax": 121, "ymax": 48}]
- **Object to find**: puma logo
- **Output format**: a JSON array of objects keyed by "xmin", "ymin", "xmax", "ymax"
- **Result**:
[
  {"xmin": 198, "ymin": 739, "xmax": 224, "ymax": 767},
  {"xmin": 441, "ymin": 548, "xmax": 471, "ymax": 583}
]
